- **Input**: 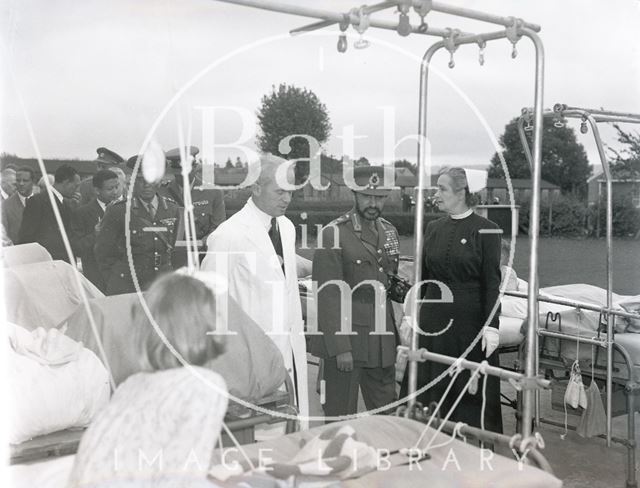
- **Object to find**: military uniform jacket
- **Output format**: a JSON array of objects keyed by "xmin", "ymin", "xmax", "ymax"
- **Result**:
[
  {"xmin": 309, "ymin": 210, "xmax": 400, "ymax": 368},
  {"xmin": 159, "ymin": 176, "xmax": 226, "ymax": 244},
  {"xmin": 94, "ymin": 195, "xmax": 180, "ymax": 295}
]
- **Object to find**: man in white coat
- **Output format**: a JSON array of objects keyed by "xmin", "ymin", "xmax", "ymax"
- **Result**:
[{"xmin": 202, "ymin": 154, "xmax": 310, "ymax": 429}]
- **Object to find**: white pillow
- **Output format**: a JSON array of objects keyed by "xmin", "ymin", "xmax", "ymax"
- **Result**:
[{"xmin": 8, "ymin": 325, "xmax": 110, "ymax": 444}]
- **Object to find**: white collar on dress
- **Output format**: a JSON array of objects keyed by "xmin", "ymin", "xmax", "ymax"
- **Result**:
[
  {"xmin": 247, "ymin": 197, "xmax": 274, "ymax": 231},
  {"xmin": 450, "ymin": 208, "xmax": 473, "ymax": 220}
]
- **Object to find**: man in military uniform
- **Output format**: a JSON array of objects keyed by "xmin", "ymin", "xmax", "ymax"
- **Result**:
[
  {"xmin": 79, "ymin": 147, "xmax": 125, "ymax": 205},
  {"xmin": 94, "ymin": 157, "xmax": 180, "ymax": 295},
  {"xmin": 310, "ymin": 166, "xmax": 401, "ymax": 418},
  {"xmin": 158, "ymin": 146, "xmax": 226, "ymax": 267}
]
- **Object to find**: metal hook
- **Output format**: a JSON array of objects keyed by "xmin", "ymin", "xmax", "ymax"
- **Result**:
[
  {"xmin": 505, "ymin": 17, "xmax": 522, "ymax": 60},
  {"xmin": 443, "ymin": 28, "xmax": 459, "ymax": 69},
  {"xmin": 553, "ymin": 116, "xmax": 565, "ymax": 129},
  {"xmin": 477, "ymin": 39, "xmax": 486, "ymax": 66},
  {"xmin": 448, "ymin": 52, "xmax": 455, "ymax": 69},
  {"xmin": 354, "ymin": 36, "xmax": 370, "ymax": 49},
  {"xmin": 397, "ymin": 12, "xmax": 412, "ymax": 37},
  {"xmin": 337, "ymin": 34, "xmax": 347, "ymax": 53},
  {"xmin": 580, "ymin": 118, "xmax": 589, "ymax": 134}
]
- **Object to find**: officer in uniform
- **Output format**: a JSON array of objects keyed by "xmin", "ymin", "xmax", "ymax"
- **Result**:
[
  {"xmin": 310, "ymin": 166, "xmax": 402, "ymax": 417},
  {"xmin": 79, "ymin": 147, "xmax": 125, "ymax": 205},
  {"xmin": 158, "ymin": 146, "xmax": 226, "ymax": 267},
  {"xmin": 94, "ymin": 156, "xmax": 180, "ymax": 295}
]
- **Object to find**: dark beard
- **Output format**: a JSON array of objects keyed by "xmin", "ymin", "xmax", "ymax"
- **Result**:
[{"xmin": 357, "ymin": 206, "xmax": 381, "ymax": 221}]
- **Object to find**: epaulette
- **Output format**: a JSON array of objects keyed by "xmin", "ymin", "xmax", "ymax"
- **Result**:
[
  {"xmin": 379, "ymin": 216, "xmax": 396, "ymax": 231},
  {"xmin": 160, "ymin": 179, "xmax": 172, "ymax": 187},
  {"xmin": 109, "ymin": 196, "xmax": 126, "ymax": 206},
  {"xmin": 327, "ymin": 213, "xmax": 351, "ymax": 227}
]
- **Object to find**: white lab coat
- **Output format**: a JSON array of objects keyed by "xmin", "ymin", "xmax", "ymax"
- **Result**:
[{"xmin": 202, "ymin": 199, "xmax": 309, "ymax": 428}]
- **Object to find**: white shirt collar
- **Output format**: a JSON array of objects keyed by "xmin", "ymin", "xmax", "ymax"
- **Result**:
[
  {"xmin": 18, "ymin": 192, "xmax": 32, "ymax": 206},
  {"xmin": 96, "ymin": 199, "xmax": 107, "ymax": 212},
  {"xmin": 1, "ymin": 189, "xmax": 8, "ymax": 200},
  {"xmin": 247, "ymin": 197, "xmax": 274, "ymax": 231},
  {"xmin": 50, "ymin": 187, "xmax": 64, "ymax": 204},
  {"xmin": 450, "ymin": 208, "xmax": 474, "ymax": 220}
]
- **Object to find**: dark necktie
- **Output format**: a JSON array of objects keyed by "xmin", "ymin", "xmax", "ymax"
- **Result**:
[
  {"xmin": 269, "ymin": 217, "xmax": 285, "ymax": 274},
  {"xmin": 146, "ymin": 201, "xmax": 156, "ymax": 219}
]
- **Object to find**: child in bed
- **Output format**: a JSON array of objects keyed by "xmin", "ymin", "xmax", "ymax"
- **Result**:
[{"xmin": 66, "ymin": 270, "xmax": 228, "ymax": 488}]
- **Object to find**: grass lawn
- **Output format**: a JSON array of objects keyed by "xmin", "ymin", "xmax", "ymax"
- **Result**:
[
  {"xmin": 400, "ymin": 236, "xmax": 640, "ymax": 295},
  {"xmin": 300, "ymin": 235, "xmax": 639, "ymax": 295}
]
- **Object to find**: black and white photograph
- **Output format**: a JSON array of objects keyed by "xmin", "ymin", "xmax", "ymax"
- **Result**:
[{"xmin": 2, "ymin": 1, "xmax": 640, "ymax": 487}]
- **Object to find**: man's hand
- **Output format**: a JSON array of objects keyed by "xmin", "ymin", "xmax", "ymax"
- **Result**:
[{"xmin": 336, "ymin": 351, "xmax": 353, "ymax": 372}]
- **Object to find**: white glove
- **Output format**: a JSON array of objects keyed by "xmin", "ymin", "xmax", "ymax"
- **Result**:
[{"xmin": 481, "ymin": 327, "xmax": 500, "ymax": 358}]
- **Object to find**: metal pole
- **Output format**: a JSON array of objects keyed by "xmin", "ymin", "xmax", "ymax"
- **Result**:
[
  {"xmin": 517, "ymin": 116, "xmax": 534, "ymax": 171},
  {"xmin": 409, "ymin": 348, "xmax": 552, "ymax": 386},
  {"xmin": 214, "ymin": 0, "xmax": 463, "ymax": 38},
  {"xmin": 520, "ymin": 28, "xmax": 545, "ymax": 439},
  {"xmin": 406, "ymin": 40, "xmax": 444, "ymax": 414},
  {"xmin": 586, "ymin": 114, "xmax": 614, "ymax": 446},
  {"xmin": 504, "ymin": 290, "xmax": 640, "ymax": 322},
  {"xmin": 557, "ymin": 105, "xmax": 640, "ymax": 120},
  {"xmin": 422, "ymin": 1, "xmax": 541, "ymax": 31}
]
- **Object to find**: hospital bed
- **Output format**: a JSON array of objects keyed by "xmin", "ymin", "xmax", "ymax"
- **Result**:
[
  {"xmin": 8, "ymin": 291, "xmax": 299, "ymax": 465},
  {"xmin": 9, "ymin": 415, "xmax": 561, "ymax": 488}
]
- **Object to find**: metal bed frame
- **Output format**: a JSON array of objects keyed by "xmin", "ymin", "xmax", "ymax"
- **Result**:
[
  {"xmin": 513, "ymin": 105, "xmax": 640, "ymax": 487},
  {"xmin": 214, "ymin": 0, "xmax": 555, "ymax": 475}
]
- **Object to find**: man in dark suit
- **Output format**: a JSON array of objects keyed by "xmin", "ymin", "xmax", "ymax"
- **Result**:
[
  {"xmin": 309, "ymin": 166, "xmax": 401, "ymax": 417},
  {"xmin": 1, "ymin": 166, "xmax": 16, "ymax": 201},
  {"xmin": 71, "ymin": 170, "xmax": 120, "ymax": 292},
  {"xmin": 79, "ymin": 147, "xmax": 125, "ymax": 205},
  {"xmin": 158, "ymin": 146, "xmax": 226, "ymax": 267},
  {"xmin": 18, "ymin": 165, "xmax": 81, "ymax": 262},
  {"xmin": 94, "ymin": 160, "xmax": 180, "ymax": 295},
  {"xmin": 2, "ymin": 166, "xmax": 35, "ymax": 243}
]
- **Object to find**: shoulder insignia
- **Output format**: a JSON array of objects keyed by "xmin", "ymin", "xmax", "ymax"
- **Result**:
[
  {"xmin": 327, "ymin": 213, "xmax": 350, "ymax": 227},
  {"xmin": 379, "ymin": 217, "xmax": 397, "ymax": 233}
]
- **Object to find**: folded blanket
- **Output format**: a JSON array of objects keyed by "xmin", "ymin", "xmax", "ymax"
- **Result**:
[
  {"xmin": 210, "ymin": 424, "xmax": 378, "ymax": 484},
  {"xmin": 9, "ymin": 325, "xmax": 82, "ymax": 365}
]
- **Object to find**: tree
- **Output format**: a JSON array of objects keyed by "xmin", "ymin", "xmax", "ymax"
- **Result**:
[
  {"xmin": 256, "ymin": 84, "xmax": 332, "ymax": 183},
  {"xmin": 224, "ymin": 157, "xmax": 233, "ymax": 170},
  {"xmin": 235, "ymin": 156, "xmax": 244, "ymax": 169},
  {"xmin": 489, "ymin": 117, "xmax": 591, "ymax": 197},
  {"xmin": 608, "ymin": 124, "xmax": 640, "ymax": 179}
]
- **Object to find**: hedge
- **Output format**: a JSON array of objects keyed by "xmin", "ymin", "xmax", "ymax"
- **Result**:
[
  {"xmin": 591, "ymin": 194, "xmax": 640, "ymax": 238},
  {"xmin": 518, "ymin": 195, "xmax": 590, "ymax": 237}
]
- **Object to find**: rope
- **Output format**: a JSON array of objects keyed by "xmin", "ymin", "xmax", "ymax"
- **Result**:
[{"xmin": 411, "ymin": 359, "xmax": 463, "ymax": 449}]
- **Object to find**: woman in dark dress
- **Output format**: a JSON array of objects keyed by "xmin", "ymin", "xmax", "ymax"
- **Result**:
[{"xmin": 403, "ymin": 167, "xmax": 503, "ymax": 432}]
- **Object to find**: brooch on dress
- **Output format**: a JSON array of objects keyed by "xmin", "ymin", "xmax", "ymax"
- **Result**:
[{"xmin": 461, "ymin": 238, "xmax": 467, "ymax": 245}]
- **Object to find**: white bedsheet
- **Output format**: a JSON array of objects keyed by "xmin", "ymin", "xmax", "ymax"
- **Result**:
[{"xmin": 10, "ymin": 416, "xmax": 562, "ymax": 488}]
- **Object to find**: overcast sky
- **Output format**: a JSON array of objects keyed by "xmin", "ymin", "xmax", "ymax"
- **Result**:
[{"xmin": 1, "ymin": 0, "xmax": 639, "ymax": 171}]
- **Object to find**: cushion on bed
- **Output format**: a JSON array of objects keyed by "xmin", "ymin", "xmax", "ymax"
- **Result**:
[
  {"xmin": 8, "ymin": 324, "xmax": 110, "ymax": 445},
  {"xmin": 61, "ymin": 292, "xmax": 287, "ymax": 402}
]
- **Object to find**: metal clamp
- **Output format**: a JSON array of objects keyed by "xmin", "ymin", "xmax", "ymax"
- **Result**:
[
  {"xmin": 350, "ymin": 6, "xmax": 371, "ymax": 49},
  {"xmin": 477, "ymin": 39, "xmax": 486, "ymax": 66},
  {"xmin": 505, "ymin": 17, "xmax": 523, "ymax": 58},
  {"xmin": 443, "ymin": 28, "xmax": 461, "ymax": 68}
]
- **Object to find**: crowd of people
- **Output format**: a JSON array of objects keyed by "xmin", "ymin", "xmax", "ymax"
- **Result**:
[{"xmin": 4, "ymin": 150, "xmax": 505, "ymax": 484}]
